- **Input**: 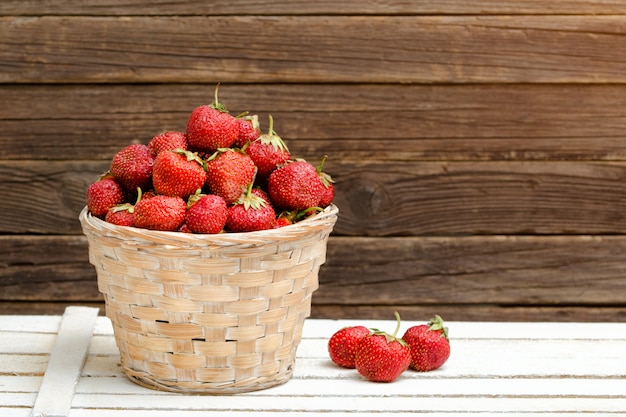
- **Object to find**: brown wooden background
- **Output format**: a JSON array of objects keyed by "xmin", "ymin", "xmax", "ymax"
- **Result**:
[{"xmin": 2, "ymin": 1, "xmax": 626, "ymax": 321}]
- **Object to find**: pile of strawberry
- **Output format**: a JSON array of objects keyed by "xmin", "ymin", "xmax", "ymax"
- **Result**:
[
  {"xmin": 328, "ymin": 313, "xmax": 450, "ymax": 382},
  {"xmin": 85, "ymin": 87, "xmax": 334, "ymax": 233}
]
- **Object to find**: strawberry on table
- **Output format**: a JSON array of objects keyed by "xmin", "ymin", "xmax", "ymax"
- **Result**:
[
  {"xmin": 152, "ymin": 149, "xmax": 207, "ymax": 198},
  {"xmin": 402, "ymin": 315, "xmax": 451, "ymax": 372},
  {"xmin": 205, "ymin": 148, "xmax": 256, "ymax": 204},
  {"xmin": 186, "ymin": 85, "xmax": 239, "ymax": 152},
  {"xmin": 85, "ymin": 175, "xmax": 125, "ymax": 218},
  {"xmin": 328, "ymin": 325, "xmax": 371, "ymax": 369},
  {"xmin": 110, "ymin": 144, "xmax": 155, "ymax": 192},
  {"xmin": 354, "ymin": 312, "xmax": 411, "ymax": 382},
  {"xmin": 133, "ymin": 195, "xmax": 186, "ymax": 231},
  {"xmin": 185, "ymin": 193, "xmax": 228, "ymax": 234}
]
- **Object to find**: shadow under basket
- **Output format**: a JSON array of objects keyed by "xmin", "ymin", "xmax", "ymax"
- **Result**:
[{"xmin": 79, "ymin": 204, "xmax": 338, "ymax": 394}]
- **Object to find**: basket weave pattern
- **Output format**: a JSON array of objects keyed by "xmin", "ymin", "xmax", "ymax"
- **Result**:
[{"xmin": 80, "ymin": 204, "xmax": 338, "ymax": 394}]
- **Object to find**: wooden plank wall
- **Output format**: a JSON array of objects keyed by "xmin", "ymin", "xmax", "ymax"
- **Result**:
[{"xmin": 1, "ymin": 1, "xmax": 626, "ymax": 321}]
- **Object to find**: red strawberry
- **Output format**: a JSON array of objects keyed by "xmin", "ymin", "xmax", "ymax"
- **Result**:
[
  {"xmin": 185, "ymin": 193, "xmax": 228, "ymax": 234},
  {"xmin": 205, "ymin": 149, "xmax": 256, "ymax": 204},
  {"xmin": 226, "ymin": 182, "xmax": 276, "ymax": 232},
  {"xmin": 273, "ymin": 216, "xmax": 293, "ymax": 228},
  {"xmin": 86, "ymin": 175, "xmax": 125, "ymax": 218},
  {"xmin": 402, "ymin": 315, "xmax": 451, "ymax": 372},
  {"xmin": 315, "ymin": 156, "xmax": 335, "ymax": 207},
  {"xmin": 148, "ymin": 131, "xmax": 188, "ymax": 156},
  {"xmin": 104, "ymin": 188, "xmax": 144, "ymax": 227},
  {"xmin": 268, "ymin": 159, "xmax": 326, "ymax": 211},
  {"xmin": 110, "ymin": 144, "xmax": 154, "ymax": 191},
  {"xmin": 318, "ymin": 184, "xmax": 335, "ymax": 208},
  {"xmin": 105, "ymin": 204, "xmax": 135, "ymax": 227},
  {"xmin": 251, "ymin": 187, "xmax": 271, "ymax": 204},
  {"xmin": 133, "ymin": 195, "xmax": 186, "ymax": 231},
  {"xmin": 354, "ymin": 312, "xmax": 411, "ymax": 382},
  {"xmin": 245, "ymin": 115, "xmax": 291, "ymax": 179},
  {"xmin": 328, "ymin": 326, "xmax": 371, "ymax": 368},
  {"xmin": 152, "ymin": 149, "xmax": 207, "ymax": 198},
  {"xmin": 186, "ymin": 85, "xmax": 239, "ymax": 152},
  {"xmin": 234, "ymin": 114, "xmax": 261, "ymax": 148}
]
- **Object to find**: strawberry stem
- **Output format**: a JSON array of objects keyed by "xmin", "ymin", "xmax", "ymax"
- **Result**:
[
  {"xmin": 392, "ymin": 311, "xmax": 402, "ymax": 338},
  {"xmin": 428, "ymin": 315, "xmax": 449, "ymax": 340},
  {"xmin": 210, "ymin": 83, "xmax": 228, "ymax": 113}
]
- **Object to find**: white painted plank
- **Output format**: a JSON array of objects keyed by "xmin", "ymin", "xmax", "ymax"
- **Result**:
[
  {"xmin": 84, "ymin": 335, "xmax": 118, "ymax": 355},
  {"xmin": 70, "ymin": 393, "xmax": 626, "ymax": 413},
  {"xmin": 0, "ymin": 408, "xmax": 32, "ymax": 417},
  {"xmin": 0, "ymin": 332, "xmax": 57, "ymax": 354},
  {"xmin": 0, "ymin": 316, "xmax": 61, "ymax": 333},
  {"xmin": 0, "ymin": 354, "xmax": 49, "ymax": 375},
  {"xmin": 0, "ymin": 376, "xmax": 43, "ymax": 393},
  {"xmin": 75, "ymin": 376, "xmax": 626, "ymax": 398},
  {"xmin": 92, "ymin": 317, "xmax": 113, "ymax": 336},
  {"xmin": 0, "ymin": 392, "xmax": 39, "ymax": 407},
  {"xmin": 80, "ymin": 337, "xmax": 626, "ymax": 379},
  {"xmin": 31, "ymin": 306, "xmax": 99, "ymax": 417}
]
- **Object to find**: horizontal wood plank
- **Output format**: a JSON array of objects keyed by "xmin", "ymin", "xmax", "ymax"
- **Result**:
[
  {"xmin": 3, "ymin": 1, "xmax": 626, "ymax": 16},
  {"xmin": 2, "ymin": 235, "xmax": 625, "ymax": 321},
  {"xmin": 3, "ymin": 84, "xmax": 626, "ymax": 161},
  {"xmin": 4, "ymin": 16, "xmax": 626, "ymax": 83},
  {"xmin": 2, "ymin": 160, "xmax": 626, "ymax": 235}
]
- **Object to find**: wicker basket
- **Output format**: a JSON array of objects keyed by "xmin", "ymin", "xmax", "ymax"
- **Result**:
[{"xmin": 79, "ymin": 204, "xmax": 338, "ymax": 394}]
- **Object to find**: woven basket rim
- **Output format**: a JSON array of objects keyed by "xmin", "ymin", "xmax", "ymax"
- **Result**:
[{"xmin": 79, "ymin": 204, "xmax": 338, "ymax": 247}]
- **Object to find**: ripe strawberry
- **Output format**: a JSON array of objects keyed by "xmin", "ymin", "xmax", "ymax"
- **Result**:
[
  {"xmin": 273, "ymin": 216, "xmax": 293, "ymax": 228},
  {"xmin": 148, "ymin": 131, "xmax": 188, "ymax": 156},
  {"xmin": 245, "ymin": 115, "xmax": 291, "ymax": 179},
  {"xmin": 110, "ymin": 144, "xmax": 154, "ymax": 191},
  {"xmin": 354, "ymin": 312, "xmax": 411, "ymax": 382},
  {"xmin": 186, "ymin": 85, "xmax": 239, "ymax": 152},
  {"xmin": 104, "ymin": 188, "xmax": 144, "ymax": 227},
  {"xmin": 268, "ymin": 159, "xmax": 326, "ymax": 211},
  {"xmin": 234, "ymin": 114, "xmax": 261, "ymax": 148},
  {"xmin": 105, "ymin": 203, "xmax": 135, "ymax": 227},
  {"xmin": 226, "ymin": 182, "xmax": 276, "ymax": 232},
  {"xmin": 152, "ymin": 149, "xmax": 207, "ymax": 198},
  {"xmin": 185, "ymin": 193, "xmax": 228, "ymax": 234},
  {"xmin": 86, "ymin": 175, "xmax": 125, "ymax": 218},
  {"xmin": 133, "ymin": 195, "xmax": 186, "ymax": 231},
  {"xmin": 328, "ymin": 326, "xmax": 370, "ymax": 368},
  {"xmin": 315, "ymin": 156, "xmax": 335, "ymax": 207},
  {"xmin": 402, "ymin": 315, "xmax": 451, "ymax": 372},
  {"xmin": 205, "ymin": 149, "xmax": 256, "ymax": 204}
]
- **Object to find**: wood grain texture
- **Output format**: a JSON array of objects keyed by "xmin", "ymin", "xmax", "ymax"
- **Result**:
[
  {"xmin": 4, "ymin": 16, "xmax": 626, "ymax": 83},
  {"xmin": 2, "ymin": 236, "xmax": 625, "ymax": 318},
  {"xmin": 2, "ymin": 2, "xmax": 625, "ymax": 320},
  {"xmin": 2, "ymin": 159, "xmax": 625, "ymax": 235},
  {"xmin": 3, "ymin": 1, "xmax": 626, "ymax": 16},
  {"xmin": 3, "ymin": 84, "xmax": 626, "ymax": 161}
]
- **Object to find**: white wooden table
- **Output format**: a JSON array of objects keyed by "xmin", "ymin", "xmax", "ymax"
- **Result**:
[{"xmin": 2, "ymin": 306, "xmax": 625, "ymax": 416}]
